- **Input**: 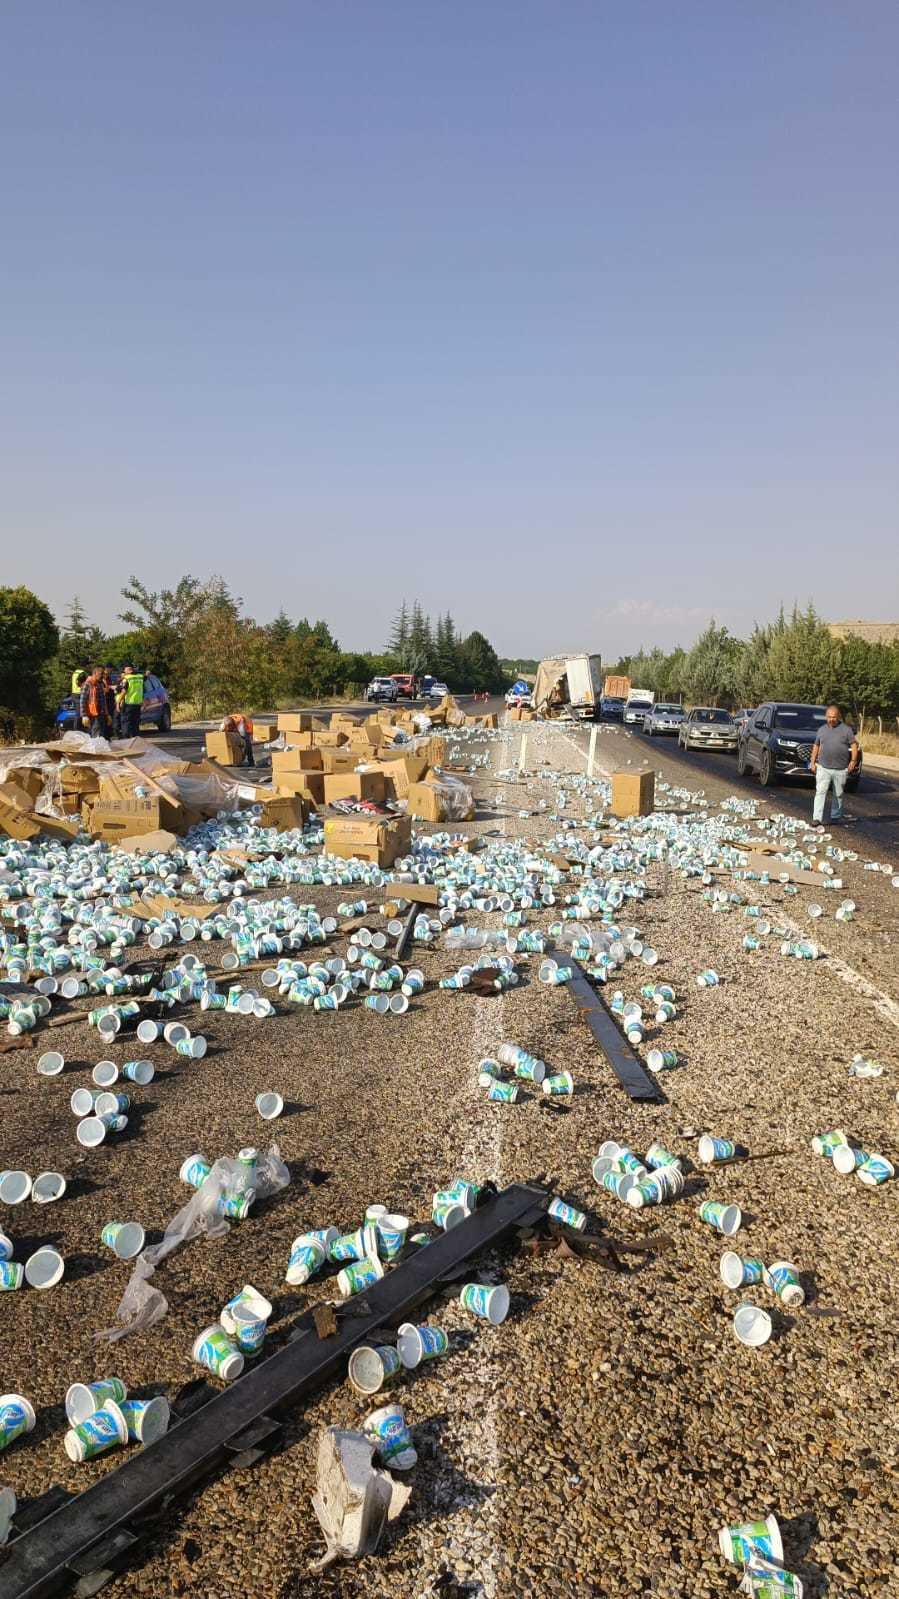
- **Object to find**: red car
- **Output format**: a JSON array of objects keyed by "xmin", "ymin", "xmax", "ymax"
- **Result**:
[{"xmin": 390, "ymin": 673, "xmax": 418, "ymax": 699}]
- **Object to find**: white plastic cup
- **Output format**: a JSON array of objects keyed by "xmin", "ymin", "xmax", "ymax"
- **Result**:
[
  {"xmin": 220, "ymin": 1284, "xmax": 273, "ymax": 1336},
  {"xmin": 65, "ymin": 1378, "xmax": 128, "ymax": 1426},
  {"xmin": 337, "ymin": 1253, "xmax": 384, "ymax": 1297},
  {"xmin": 192, "ymin": 1324, "xmax": 244, "ymax": 1382},
  {"xmin": 31, "ymin": 1172, "xmax": 66, "ymax": 1204},
  {"xmin": 136, "ymin": 1019, "xmax": 160, "ymax": 1044},
  {"xmin": 101, "ymin": 1221, "xmax": 145, "ymax": 1260},
  {"xmin": 64, "ymin": 1400, "xmax": 129, "ymax": 1461},
  {"xmin": 231, "ymin": 1301, "xmax": 267, "ymax": 1356},
  {"xmin": 396, "ymin": 1322, "xmax": 449, "ymax": 1368},
  {"xmin": 123, "ymin": 1060, "xmax": 155, "ymax": 1085},
  {"xmin": 732, "ymin": 1304, "xmax": 772, "ymax": 1347},
  {"xmin": 375, "ymin": 1213, "xmax": 409, "ymax": 1260},
  {"xmin": 24, "ymin": 1246, "xmax": 65, "ymax": 1289},
  {"xmin": 119, "ymin": 1396, "xmax": 170, "ymax": 1444},
  {"xmin": 255, "ymin": 1092, "xmax": 284, "ymax": 1120},
  {"xmin": 76, "ymin": 1116, "xmax": 108, "ymax": 1148},
  {"xmin": 285, "ymin": 1236, "xmax": 326, "ymax": 1286},
  {"xmin": 163, "ymin": 1022, "xmax": 188, "ymax": 1045},
  {"xmin": 348, "ymin": 1344, "xmax": 402, "ymax": 1395},
  {"xmin": 36, "ymin": 1051, "xmax": 65, "ymax": 1077},
  {"xmin": 175, "ymin": 1035, "xmax": 207, "ymax": 1060},
  {"xmin": 0, "ymin": 1171, "xmax": 32, "ymax": 1205},
  {"xmin": 92, "ymin": 1061, "xmax": 119, "ymax": 1088},
  {"xmin": 763, "ymin": 1260, "xmax": 805, "ymax": 1308},
  {"xmin": 718, "ymin": 1513, "xmax": 783, "ymax": 1566},
  {"xmin": 459, "ymin": 1282, "xmax": 510, "ymax": 1324},
  {"xmin": 70, "ymin": 1087, "xmax": 100, "ymax": 1117}
]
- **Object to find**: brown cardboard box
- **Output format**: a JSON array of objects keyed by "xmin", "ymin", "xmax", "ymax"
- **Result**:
[
  {"xmin": 205, "ymin": 731, "xmax": 245, "ymax": 765},
  {"xmin": 0, "ymin": 799, "xmax": 42, "ymax": 840},
  {"xmin": 322, "ymin": 771, "xmax": 387, "ymax": 805},
  {"xmin": 323, "ymin": 813, "xmax": 411, "ymax": 868},
  {"xmin": 60, "ymin": 763, "xmax": 101, "ymax": 795},
  {"xmin": 271, "ymin": 748, "xmax": 323, "ymax": 778},
  {"xmin": 331, "ymin": 714, "xmax": 362, "ymax": 731},
  {"xmin": 251, "ymin": 720, "xmax": 276, "ymax": 742},
  {"xmin": 5, "ymin": 767, "xmax": 45, "ymax": 802},
  {"xmin": 260, "ymin": 794, "xmax": 308, "ymax": 832},
  {"xmin": 88, "ymin": 795, "xmax": 184, "ymax": 840},
  {"xmin": 274, "ymin": 771, "xmax": 325, "ymax": 807},
  {"xmin": 371, "ymin": 752, "xmax": 429, "ymax": 800},
  {"xmin": 406, "ymin": 781, "xmax": 447, "ymax": 822},
  {"xmin": 278, "ymin": 730, "xmax": 314, "ymax": 750},
  {"xmin": 318, "ymin": 749, "xmax": 361, "ymax": 774},
  {"xmin": 310, "ymin": 730, "xmax": 349, "ymax": 749},
  {"xmin": 611, "ymin": 770, "xmax": 655, "ymax": 818},
  {"xmin": 348, "ymin": 722, "xmax": 382, "ymax": 746},
  {"xmin": 0, "ymin": 780, "xmax": 34, "ymax": 812},
  {"xmin": 277, "ymin": 712, "xmax": 314, "ymax": 733}
]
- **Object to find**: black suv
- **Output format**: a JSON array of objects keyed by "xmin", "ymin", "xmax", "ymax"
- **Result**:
[{"xmin": 737, "ymin": 703, "xmax": 862, "ymax": 790}]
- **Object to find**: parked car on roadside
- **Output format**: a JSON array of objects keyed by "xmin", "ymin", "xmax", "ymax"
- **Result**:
[
  {"xmin": 55, "ymin": 672, "xmax": 172, "ymax": 734},
  {"xmin": 677, "ymin": 707, "xmax": 738, "ymax": 752},
  {"xmin": 737, "ymin": 703, "xmax": 862, "ymax": 789},
  {"xmin": 428, "ymin": 681, "xmax": 449, "ymax": 700},
  {"xmin": 390, "ymin": 673, "xmax": 418, "ymax": 699},
  {"xmin": 365, "ymin": 676, "xmax": 399, "ymax": 703},
  {"xmin": 642, "ymin": 702, "xmax": 685, "ymax": 736},
  {"xmin": 599, "ymin": 695, "xmax": 626, "ymax": 721}
]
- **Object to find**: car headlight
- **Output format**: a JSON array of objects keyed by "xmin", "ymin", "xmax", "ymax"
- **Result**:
[{"xmin": 777, "ymin": 738, "xmax": 798, "ymax": 749}]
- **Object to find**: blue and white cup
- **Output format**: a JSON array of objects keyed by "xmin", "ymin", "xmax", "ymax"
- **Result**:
[
  {"xmin": 645, "ymin": 1143, "xmax": 681, "ymax": 1171},
  {"xmin": 192, "ymin": 1324, "xmax": 244, "ymax": 1382},
  {"xmin": 548, "ymin": 1197, "xmax": 587, "ymax": 1230},
  {"xmin": 348, "ymin": 1344, "xmax": 402, "ymax": 1395},
  {"xmin": 856, "ymin": 1153, "xmax": 894, "ymax": 1187},
  {"xmin": 763, "ymin": 1260, "xmax": 805, "ymax": 1307},
  {"xmin": 0, "ymin": 1263, "xmax": 24, "ymax": 1292},
  {"xmin": 285, "ymin": 1236, "xmax": 326, "ymax": 1285},
  {"xmin": 647, "ymin": 1049, "xmax": 678, "ymax": 1072},
  {"xmin": 64, "ymin": 1400, "xmax": 128, "ymax": 1462},
  {"xmin": 231, "ymin": 1301, "xmax": 267, "ymax": 1356},
  {"xmin": 337, "ymin": 1253, "xmax": 384, "ymax": 1297},
  {"xmin": 396, "ymin": 1322, "xmax": 449, "ymax": 1368},
  {"xmin": 488, "ymin": 1081, "xmax": 519, "ymax": 1103},
  {"xmin": 221, "ymin": 1284, "xmax": 273, "ymax": 1335},
  {"xmin": 329, "ymin": 1227, "xmax": 370, "ymax": 1264},
  {"xmin": 0, "ymin": 1231, "xmax": 13, "ymax": 1263},
  {"xmin": 65, "ymin": 1378, "xmax": 128, "ymax": 1426},
  {"xmin": 376, "ymin": 1213, "xmax": 409, "ymax": 1260},
  {"xmin": 101, "ymin": 1221, "xmax": 146, "ymax": 1260},
  {"xmin": 432, "ymin": 1199, "xmax": 466, "ymax": 1230},
  {"xmin": 699, "ymin": 1200, "xmax": 742, "ymax": 1236},
  {"xmin": 718, "ymin": 1513, "xmax": 783, "ymax": 1566},
  {"xmin": 720, "ymin": 1252, "xmax": 765, "ymax": 1290},
  {"xmin": 0, "ymin": 1394, "xmax": 35, "ymax": 1451},
  {"xmin": 698, "ymin": 1136, "xmax": 738, "ymax": 1164},
  {"xmin": 119, "ymin": 1396, "xmax": 170, "ymax": 1444},
  {"xmin": 123, "ymin": 1060, "xmax": 154, "ymax": 1085},
  {"xmin": 180, "ymin": 1153, "xmax": 211, "ymax": 1188},
  {"xmin": 363, "ymin": 1403, "xmax": 417, "ymax": 1468},
  {"xmin": 542, "ymin": 1072, "xmax": 574, "ymax": 1096},
  {"xmin": 459, "ymin": 1282, "xmax": 510, "ymax": 1325}
]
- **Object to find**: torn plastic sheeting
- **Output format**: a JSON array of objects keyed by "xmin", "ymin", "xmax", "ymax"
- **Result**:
[
  {"xmin": 311, "ymin": 1427, "xmax": 413, "ymax": 1572},
  {"xmin": 96, "ymin": 1146, "xmax": 290, "ymax": 1343}
]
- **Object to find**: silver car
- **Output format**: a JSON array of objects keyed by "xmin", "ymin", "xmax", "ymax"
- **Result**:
[
  {"xmin": 642, "ymin": 702, "xmax": 685, "ymax": 736},
  {"xmin": 677, "ymin": 707, "xmax": 738, "ymax": 751}
]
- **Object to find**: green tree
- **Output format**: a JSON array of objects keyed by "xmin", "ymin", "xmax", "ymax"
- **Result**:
[
  {"xmin": 387, "ymin": 601, "xmax": 410, "ymax": 658},
  {"xmin": 0, "ymin": 586, "xmax": 59, "ymax": 722},
  {"xmin": 835, "ymin": 638, "xmax": 899, "ymax": 730},
  {"xmin": 268, "ymin": 609, "xmax": 293, "ymax": 648},
  {"xmin": 764, "ymin": 604, "xmax": 837, "ymax": 704},
  {"xmin": 679, "ymin": 620, "xmax": 741, "ymax": 706},
  {"xmin": 119, "ymin": 575, "xmax": 209, "ymax": 694},
  {"xmin": 434, "ymin": 612, "xmax": 460, "ymax": 686},
  {"xmin": 458, "ymin": 629, "xmax": 504, "ymax": 692}
]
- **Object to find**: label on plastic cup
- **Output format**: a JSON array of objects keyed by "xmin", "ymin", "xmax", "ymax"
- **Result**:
[
  {"xmin": 363, "ymin": 1403, "xmax": 416, "ymax": 1467},
  {"xmin": 542, "ymin": 1072, "xmax": 574, "ymax": 1096},
  {"xmin": 375, "ymin": 1214, "xmax": 409, "ymax": 1260},
  {"xmin": 856, "ymin": 1154, "xmax": 894, "ymax": 1187},
  {"xmin": 718, "ymin": 1513, "xmax": 783, "ymax": 1566},
  {"xmin": 337, "ymin": 1254, "xmax": 383, "ymax": 1297},
  {"xmin": 65, "ymin": 1402, "xmax": 128, "ymax": 1462},
  {"xmin": 488, "ymin": 1080, "xmax": 519, "ymax": 1102},
  {"xmin": 231, "ymin": 1303, "xmax": 267, "ymax": 1356},
  {"xmin": 698, "ymin": 1135, "xmax": 737, "ymax": 1164},
  {"xmin": 763, "ymin": 1261, "xmax": 805, "ymax": 1306},
  {"xmin": 548, "ymin": 1197, "xmax": 587, "ymax": 1230},
  {"xmin": 285, "ymin": 1237, "xmax": 326, "ymax": 1285},
  {"xmin": 459, "ymin": 1282, "xmax": 510, "ymax": 1324},
  {"xmin": 720, "ymin": 1252, "xmax": 765, "ymax": 1290},
  {"xmin": 192, "ymin": 1325, "xmax": 244, "ymax": 1382},
  {"xmin": 101, "ymin": 1221, "xmax": 145, "ymax": 1260},
  {"xmin": 0, "ymin": 1263, "xmax": 24, "ymax": 1292},
  {"xmin": 699, "ymin": 1200, "xmax": 742, "ymax": 1235},
  {"xmin": 119, "ymin": 1396, "xmax": 170, "ymax": 1444},
  {"xmin": 0, "ymin": 1394, "xmax": 36, "ymax": 1450},
  {"xmin": 65, "ymin": 1378, "xmax": 127, "ymax": 1426},
  {"xmin": 396, "ymin": 1323, "xmax": 449, "ymax": 1368},
  {"xmin": 180, "ymin": 1154, "xmax": 211, "ymax": 1188}
]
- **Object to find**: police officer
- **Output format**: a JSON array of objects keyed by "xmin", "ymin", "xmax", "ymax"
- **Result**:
[{"xmin": 117, "ymin": 665, "xmax": 145, "ymax": 739}]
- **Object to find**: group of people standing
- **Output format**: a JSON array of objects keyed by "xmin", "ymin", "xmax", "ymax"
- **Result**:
[{"xmin": 73, "ymin": 665, "xmax": 145, "ymax": 739}]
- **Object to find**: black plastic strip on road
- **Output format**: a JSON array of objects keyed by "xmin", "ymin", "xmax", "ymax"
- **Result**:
[
  {"xmin": 2, "ymin": 1182, "xmax": 549, "ymax": 1599},
  {"xmin": 567, "ymin": 962, "xmax": 665, "ymax": 1103}
]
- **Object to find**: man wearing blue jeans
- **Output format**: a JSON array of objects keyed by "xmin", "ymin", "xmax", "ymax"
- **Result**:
[{"xmin": 810, "ymin": 704, "xmax": 858, "ymax": 827}]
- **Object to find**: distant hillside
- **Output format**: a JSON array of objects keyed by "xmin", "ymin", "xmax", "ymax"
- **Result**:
[{"xmin": 827, "ymin": 620, "xmax": 899, "ymax": 644}]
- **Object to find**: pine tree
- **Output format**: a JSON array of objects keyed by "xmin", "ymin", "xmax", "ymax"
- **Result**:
[
  {"xmin": 387, "ymin": 602, "xmax": 410, "ymax": 658},
  {"xmin": 269, "ymin": 609, "xmax": 293, "ymax": 647}
]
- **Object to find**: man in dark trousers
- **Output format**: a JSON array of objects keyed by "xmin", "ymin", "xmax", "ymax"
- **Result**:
[
  {"xmin": 810, "ymin": 704, "xmax": 859, "ymax": 827},
  {"xmin": 79, "ymin": 668, "xmax": 110, "ymax": 738}
]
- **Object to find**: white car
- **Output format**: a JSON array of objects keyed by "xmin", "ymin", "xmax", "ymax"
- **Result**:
[
  {"xmin": 365, "ymin": 676, "xmax": 398, "ymax": 703},
  {"xmin": 428, "ymin": 681, "xmax": 449, "ymax": 699}
]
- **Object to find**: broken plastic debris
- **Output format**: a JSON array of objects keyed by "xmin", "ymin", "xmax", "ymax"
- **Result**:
[{"xmin": 310, "ymin": 1425, "xmax": 412, "ymax": 1571}]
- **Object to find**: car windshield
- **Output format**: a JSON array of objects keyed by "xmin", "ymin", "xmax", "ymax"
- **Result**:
[
  {"xmin": 693, "ymin": 709, "xmax": 731, "ymax": 724},
  {"xmin": 773, "ymin": 705, "xmax": 826, "ymax": 729},
  {"xmin": 655, "ymin": 704, "xmax": 681, "ymax": 714}
]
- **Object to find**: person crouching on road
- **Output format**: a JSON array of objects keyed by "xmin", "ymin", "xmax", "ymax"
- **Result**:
[
  {"xmin": 79, "ymin": 668, "xmax": 110, "ymax": 738},
  {"xmin": 117, "ymin": 665, "xmax": 145, "ymax": 739},
  {"xmin": 810, "ymin": 703, "xmax": 859, "ymax": 827},
  {"xmin": 222, "ymin": 714, "xmax": 255, "ymax": 767}
]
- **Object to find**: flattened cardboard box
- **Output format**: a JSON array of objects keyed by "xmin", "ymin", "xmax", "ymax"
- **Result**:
[
  {"xmin": 59, "ymin": 763, "xmax": 101, "ymax": 795},
  {"xmin": 323, "ymin": 812, "xmax": 411, "ymax": 868},
  {"xmin": 0, "ymin": 799, "xmax": 42, "ymax": 840},
  {"xmin": 322, "ymin": 771, "xmax": 387, "ymax": 805},
  {"xmin": 277, "ymin": 712, "xmax": 314, "ymax": 733},
  {"xmin": 274, "ymin": 771, "xmax": 325, "ymax": 806},
  {"xmin": 205, "ymin": 731, "xmax": 245, "ymax": 765},
  {"xmin": 3, "ymin": 767, "xmax": 45, "ymax": 801}
]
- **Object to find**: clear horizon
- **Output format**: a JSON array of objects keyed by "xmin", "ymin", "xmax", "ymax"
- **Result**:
[{"xmin": 2, "ymin": 2, "xmax": 897, "ymax": 660}]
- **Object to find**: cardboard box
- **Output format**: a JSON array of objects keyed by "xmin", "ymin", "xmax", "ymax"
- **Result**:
[
  {"xmin": 311, "ymin": 730, "xmax": 349, "ymax": 749},
  {"xmin": 322, "ymin": 771, "xmax": 387, "ymax": 805},
  {"xmin": 88, "ymin": 795, "xmax": 184, "ymax": 840},
  {"xmin": 406, "ymin": 781, "xmax": 446, "ymax": 822},
  {"xmin": 349, "ymin": 722, "xmax": 382, "ymax": 745},
  {"xmin": 59, "ymin": 763, "xmax": 101, "ymax": 795},
  {"xmin": 319, "ymin": 749, "xmax": 361, "ymax": 774},
  {"xmin": 5, "ymin": 767, "xmax": 45, "ymax": 802},
  {"xmin": 0, "ymin": 799, "xmax": 42, "ymax": 840},
  {"xmin": 205, "ymin": 731, "xmax": 245, "ymax": 765},
  {"xmin": 274, "ymin": 771, "xmax": 325, "ymax": 807},
  {"xmin": 271, "ymin": 748, "xmax": 323, "ymax": 778},
  {"xmin": 277, "ymin": 712, "xmax": 314, "ymax": 734},
  {"xmin": 371, "ymin": 753, "xmax": 429, "ymax": 800},
  {"xmin": 611, "ymin": 770, "xmax": 655, "ymax": 818},
  {"xmin": 260, "ymin": 794, "xmax": 308, "ymax": 832},
  {"xmin": 0, "ymin": 780, "xmax": 34, "ymax": 812},
  {"xmin": 251, "ymin": 720, "xmax": 276, "ymax": 743},
  {"xmin": 323, "ymin": 812, "xmax": 411, "ymax": 868},
  {"xmin": 332, "ymin": 714, "xmax": 362, "ymax": 731}
]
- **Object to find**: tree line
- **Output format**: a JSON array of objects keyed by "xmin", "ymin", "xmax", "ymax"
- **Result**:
[
  {"xmin": 607, "ymin": 607, "xmax": 899, "ymax": 730},
  {"xmin": 0, "ymin": 580, "xmax": 505, "ymax": 733}
]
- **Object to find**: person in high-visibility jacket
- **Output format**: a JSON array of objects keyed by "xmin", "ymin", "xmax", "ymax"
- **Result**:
[
  {"xmin": 79, "ymin": 668, "xmax": 110, "ymax": 737},
  {"xmin": 70, "ymin": 664, "xmax": 88, "ymax": 695},
  {"xmin": 117, "ymin": 666, "xmax": 145, "ymax": 738}
]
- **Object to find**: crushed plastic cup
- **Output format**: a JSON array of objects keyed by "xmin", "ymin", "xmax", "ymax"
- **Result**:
[
  {"xmin": 733, "ymin": 1304, "xmax": 773, "ymax": 1347},
  {"xmin": 285, "ymin": 1236, "xmax": 326, "ymax": 1285},
  {"xmin": 720, "ymin": 1252, "xmax": 765, "ymax": 1290},
  {"xmin": 101, "ymin": 1221, "xmax": 146, "ymax": 1260},
  {"xmin": 0, "ymin": 1263, "xmax": 24, "ymax": 1291},
  {"xmin": 337, "ymin": 1254, "xmax": 384, "ymax": 1297},
  {"xmin": 548, "ymin": 1197, "xmax": 587, "ymax": 1230},
  {"xmin": 31, "ymin": 1172, "xmax": 66, "ymax": 1204},
  {"xmin": 856, "ymin": 1154, "xmax": 894, "ymax": 1187},
  {"xmin": 192, "ymin": 1324, "xmax": 244, "ymax": 1382},
  {"xmin": 0, "ymin": 1395, "xmax": 35, "ymax": 1451},
  {"xmin": 24, "ymin": 1246, "xmax": 64, "ymax": 1289},
  {"xmin": 348, "ymin": 1343, "xmax": 402, "ymax": 1394},
  {"xmin": 394, "ymin": 1322, "xmax": 448, "ymax": 1369},
  {"xmin": 329, "ymin": 1226, "xmax": 372, "ymax": 1263},
  {"xmin": 0, "ymin": 1171, "xmax": 32, "ymax": 1205},
  {"xmin": 460, "ymin": 1282, "xmax": 509, "ymax": 1324},
  {"xmin": 763, "ymin": 1261, "xmax": 804, "ymax": 1307},
  {"xmin": 65, "ymin": 1378, "xmax": 128, "ymax": 1426},
  {"xmin": 698, "ymin": 1135, "xmax": 738, "ymax": 1164},
  {"xmin": 718, "ymin": 1512, "xmax": 783, "ymax": 1566},
  {"xmin": 220, "ymin": 1285, "xmax": 273, "ymax": 1335},
  {"xmin": 119, "ymin": 1396, "xmax": 170, "ymax": 1445},
  {"xmin": 699, "ymin": 1200, "xmax": 742, "ymax": 1236},
  {"xmin": 64, "ymin": 1401, "xmax": 129, "ymax": 1462},
  {"xmin": 36, "ymin": 1051, "xmax": 65, "ymax": 1077},
  {"xmin": 742, "ymin": 1552, "xmax": 804, "ymax": 1597},
  {"xmin": 363, "ymin": 1402, "xmax": 417, "ymax": 1469},
  {"xmin": 542, "ymin": 1071, "xmax": 574, "ymax": 1096},
  {"xmin": 92, "ymin": 1061, "xmax": 119, "ymax": 1088}
]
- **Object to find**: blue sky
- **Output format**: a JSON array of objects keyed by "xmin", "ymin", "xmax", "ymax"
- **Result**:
[{"xmin": 2, "ymin": 2, "xmax": 897, "ymax": 660}]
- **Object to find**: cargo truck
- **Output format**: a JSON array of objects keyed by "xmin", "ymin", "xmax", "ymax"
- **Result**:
[{"xmin": 532, "ymin": 653, "xmax": 603, "ymax": 719}]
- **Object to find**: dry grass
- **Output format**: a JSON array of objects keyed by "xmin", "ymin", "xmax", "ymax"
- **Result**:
[{"xmin": 859, "ymin": 730, "xmax": 899, "ymax": 757}]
